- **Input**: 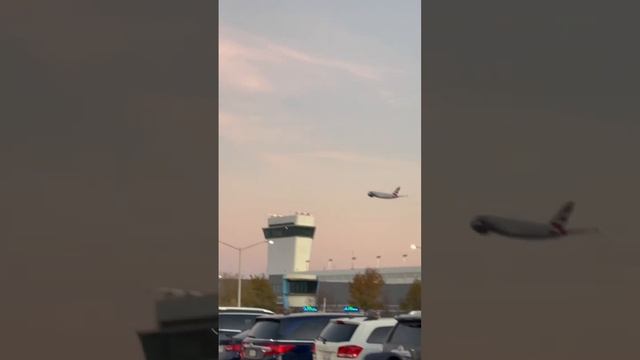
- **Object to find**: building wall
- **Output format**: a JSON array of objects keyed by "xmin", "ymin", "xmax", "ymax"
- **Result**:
[
  {"xmin": 316, "ymin": 281, "xmax": 416, "ymax": 308},
  {"xmin": 308, "ymin": 267, "xmax": 421, "ymax": 284},
  {"xmin": 266, "ymin": 236, "xmax": 314, "ymax": 275},
  {"xmin": 268, "ymin": 214, "xmax": 314, "ymax": 227},
  {"xmin": 292, "ymin": 237, "xmax": 312, "ymax": 272},
  {"xmin": 287, "ymin": 294, "xmax": 317, "ymax": 308},
  {"xmin": 272, "ymin": 269, "xmax": 421, "ymax": 310},
  {"xmin": 265, "ymin": 214, "xmax": 315, "ymax": 275},
  {"xmin": 266, "ymin": 236, "xmax": 299, "ymax": 275}
]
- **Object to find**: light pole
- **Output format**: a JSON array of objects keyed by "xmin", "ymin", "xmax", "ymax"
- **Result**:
[
  {"xmin": 376, "ymin": 255, "xmax": 381, "ymax": 268},
  {"xmin": 220, "ymin": 240, "xmax": 273, "ymax": 307},
  {"xmin": 410, "ymin": 244, "xmax": 421, "ymax": 250}
]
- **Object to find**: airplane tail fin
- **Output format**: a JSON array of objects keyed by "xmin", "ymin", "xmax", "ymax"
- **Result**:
[
  {"xmin": 393, "ymin": 187, "xmax": 401, "ymax": 196},
  {"xmin": 550, "ymin": 201, "xmax": 575, "ymax": 229}
]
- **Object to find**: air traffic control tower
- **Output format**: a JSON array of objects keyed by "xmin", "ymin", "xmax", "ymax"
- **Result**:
[{"xmin": 263, "ymin": 213, "xmax": 315, "ymax": 275}]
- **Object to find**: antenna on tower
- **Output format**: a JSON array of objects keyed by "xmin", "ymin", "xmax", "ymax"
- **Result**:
[{"xmin": 351, "ymin": 251, "xmax": 356, "ymax": 270}]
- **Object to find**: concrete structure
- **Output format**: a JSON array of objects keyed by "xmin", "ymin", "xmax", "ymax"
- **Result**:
[
  {"xmin": 263, "ymin": 213, "xmax": 315, "ymax": 275},
  {"xmin": 275, "ymin": 267, "xmax": 421, "ymax": 311},
  {"xmin": 303, "ymin": 267, "xmax": 422, "ymax": 284},
  {"xmin": 282, "ymin": 273, "xmax": 319, "ymax": 308}
]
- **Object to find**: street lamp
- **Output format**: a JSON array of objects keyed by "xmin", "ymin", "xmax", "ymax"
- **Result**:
[
  {"xmin": 376, "ymin": 255, "xmax": 381, "ymax": 268},
  {"xmin": 402, "ymin": 254, "xmax": 408, "ymax": 262},
  {"xmin": 219, "ymin": 240, "xmax": 272, "ymax": 307},
  {"xmin": 410, "ymin": 244, "xmax": 421, "ymax": 250}
]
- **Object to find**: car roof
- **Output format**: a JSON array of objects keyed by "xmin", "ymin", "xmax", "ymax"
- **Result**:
[
  {"xmin": 330, "ymin": 317, "xmax": 397, "ymax": 326},
  {"xmin": 232, "ymin": 329, "xmax": 251, "ymax": 339},
  {"xmin": 332, "ymin": 317, "xmax": 366, "ymax": 324},
  {"xmin": 395, "ymin": 314, "xmax": 421, "ymax": 322},
  {"xmin": 256, "ymin": 312, "xmax": 359, "ymax": 320},
  {"xmin": 219, "ymin": 307, "xmax": 275, "ymax": 314}
]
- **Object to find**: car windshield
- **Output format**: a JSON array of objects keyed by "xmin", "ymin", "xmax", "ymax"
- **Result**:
[
  {"xmin": 280, "ymin": 316, "xmax": 336, "ymax": 340},
  {"xmin": 389, "ymin": 321, "xmax": 421, "ymax": 347},
  {"xmin": 248, "ymin": 319, "xmax": 281, "ymax": 339},
  {"xmin": 366, "ymin": 326, "xmax": 393, "ymax": 344},
  {"xmin": 249, "ymin": 316, "xmax": 342, "ymax": 341},
  {"xmin": 318, "ymin": 322, "xmax": 358, "ymax": 342},
  {"xmin": 219, "ymin": 314, "xmax": 261, "ymax": 332}
]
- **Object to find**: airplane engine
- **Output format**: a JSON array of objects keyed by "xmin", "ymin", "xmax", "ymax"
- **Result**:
[{"xmin": 471, "ymin": 219, "xmax": 490, "ymax": 234}]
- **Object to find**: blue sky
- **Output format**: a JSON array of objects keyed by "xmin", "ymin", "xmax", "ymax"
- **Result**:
[{"xmin": 219, "ymin": 0, "xmax": 421, "ymax": 275}]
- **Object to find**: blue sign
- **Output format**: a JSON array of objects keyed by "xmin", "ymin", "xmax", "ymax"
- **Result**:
[
  {"xmin": 343, "ymin": 305, "xmax": 360, "ymax": 313},
  {"xmin": 303, "ymin": 306, "xmax": 319, "ymax": 312}
]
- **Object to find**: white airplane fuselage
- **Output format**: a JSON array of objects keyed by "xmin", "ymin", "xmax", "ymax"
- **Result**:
[
  {"xmin": 368, "ymin": 191, "xmax": 398, "ymax": 199},
  {"xmin": 471, "ymin": 215, "xmax": 565, "ymax": 239}
]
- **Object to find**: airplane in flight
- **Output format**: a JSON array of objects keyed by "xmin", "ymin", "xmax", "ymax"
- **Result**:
[
  {"xmin": 368, "ymin": 186, "xmax": 407, "ymax": 199},
  {"xmin": 470, "ymin": 201, "xmax": 599, "ymax": 239}
]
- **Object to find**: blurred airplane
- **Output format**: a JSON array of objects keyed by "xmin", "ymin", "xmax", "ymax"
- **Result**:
[
  {"xmin": 470, "ymin": 201, "xmax": 599, "ymax": 239},
  {"xmin": 368, "ymin": 186, "xmax": 407, "ymax": 199}
]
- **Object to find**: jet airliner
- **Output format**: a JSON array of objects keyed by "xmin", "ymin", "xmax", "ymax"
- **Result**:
[
  {"xmin": 470, "ymin": 201, "xmax": 599, "ymax": 239},
  {"xmin": 368, "ymin": 187, "xmax": 406, "ymax": 199}
]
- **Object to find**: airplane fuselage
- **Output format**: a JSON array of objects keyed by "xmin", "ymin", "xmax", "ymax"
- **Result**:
[
  {"xmin": 368, "ymin": 191, "xmax": 398, "ymax": 199},
  {"xmin": 471, "ymin": 215, "xmax": 564, "ymax": 239}
]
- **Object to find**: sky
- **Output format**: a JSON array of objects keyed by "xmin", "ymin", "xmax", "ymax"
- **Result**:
[
  {"xmin": 1, "ymin": 1, "xmax": 217, "ymax": 359},
  {"xmin": 219, "ymin": 1, "xmax": 422, "ymax": 275},
  {"xmin": 423, "ymin": 0, "xmax": 640, "ymax": 358}
]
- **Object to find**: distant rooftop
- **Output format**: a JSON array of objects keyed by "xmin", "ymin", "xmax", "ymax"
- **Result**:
[
  {"xmin": 292, "ymin": 266, "xmax": 421, "ymax": 284},
  {"xmin": 267, "ymin": 213, "xmax": 315, "ymax": 227}
]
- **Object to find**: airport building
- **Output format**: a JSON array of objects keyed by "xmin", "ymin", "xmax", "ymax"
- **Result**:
[
  {"xmin": 136, "ymin": 213, "xmax": 419, "ymax": 357},
  {"xmin": 263, "ymin": 213, "xmax": 421, "ymax": 311}
]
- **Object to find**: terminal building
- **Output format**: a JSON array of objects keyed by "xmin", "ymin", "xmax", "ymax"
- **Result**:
[{"xmin": 263, "ymin": 213, "xmax": 421, "ymax": 311}]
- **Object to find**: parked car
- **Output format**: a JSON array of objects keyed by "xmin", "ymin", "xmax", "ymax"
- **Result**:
[
  {"xmin": 364, "ymin": 314, "xmax": 421, "ymax": 360},
  {"xmin": 241, "ymin": 312, "xmax": 361, "ymax": 360},
  {"xmin": 313, "ymin": 317, "xmax": 397, "ymax": 360},
  {"xmin": 220, "ymin": 329, "xmax": 251, "ymax": 360},
  {"xmin": 218, "ymin": 307, "xmax": 275, "ymax": 357}
]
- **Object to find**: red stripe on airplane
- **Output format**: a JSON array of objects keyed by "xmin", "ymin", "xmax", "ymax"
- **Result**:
[{"xmin": 552, "ymin": 223, "xmax": 567, "ymax": 235}]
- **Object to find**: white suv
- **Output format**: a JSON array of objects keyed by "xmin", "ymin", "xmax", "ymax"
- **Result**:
[{"xmin": 314, "ymin": 317, "xmax": 397, "ymax": 360}]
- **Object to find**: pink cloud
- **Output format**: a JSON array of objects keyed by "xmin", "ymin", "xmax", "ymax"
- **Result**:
[
  {"xmin": 305, "ymin": 150, "xmax": 383, "ymax": 164},
  {"xmin": 219, "ymin": 40, "xmax": 274, "ymax": 93},
  {"xmin": 220, "ymin": 111, "xmax": 314, "ymax": 149},
  {"xmin": 219, "ymin": 26, "xmax": 385, "ymax": 94},
  {"xmin": 265, "ymin": 44, "xmax": 381, "ymax": 80},
  {"xmin": 219, "ymin": 112, "xmax": 281, "ymax": 145},
  {"xmin": 261, "ymin": 150, "xmax": 418, "ymax": 169}
]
